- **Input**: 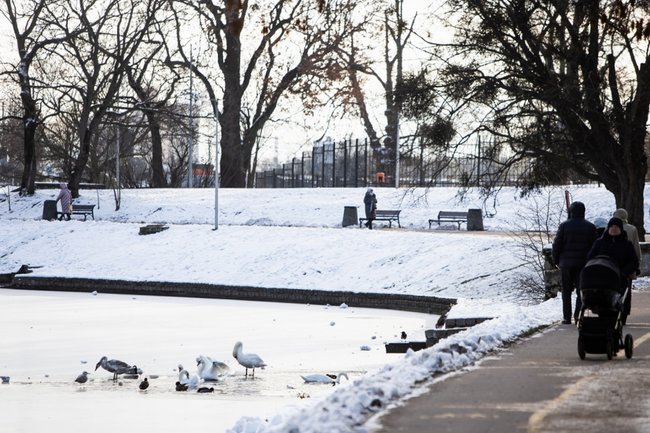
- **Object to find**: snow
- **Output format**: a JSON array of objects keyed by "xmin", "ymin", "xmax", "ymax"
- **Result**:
[{"xmin": 1, "ymin": 185, "xmax": 649, "ymax": 433}]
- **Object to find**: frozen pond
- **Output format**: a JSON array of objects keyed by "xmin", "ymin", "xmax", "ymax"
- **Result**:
[{"xmin": 0, "ymin": 289, "xmax": 434, "ymax": 433}]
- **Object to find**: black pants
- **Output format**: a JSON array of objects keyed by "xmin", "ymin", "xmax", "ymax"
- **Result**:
[{"xmin": 561, "ymin": 267, "xmax": 582, "ymax": 321}]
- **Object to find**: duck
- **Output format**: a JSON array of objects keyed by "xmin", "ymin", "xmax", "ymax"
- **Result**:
[
  {"xmin": 177, "ymin": 364, "xmax": 200, "ymax": 389},
  {"xmin": 232, "ymin": 341, "xmax": 266, "ymax": 377},
  {"xmin": 139, "ymin": 378, "xmax": 149, "ymax": 390},
  {"xmin": 75, "ymin": 371, "xmax": 90, "ymax": 384},
  {"xmin": 196, "ymin": 355, "xmax": 229, "ymax": 381},
  {"xmin": 175, "ymin": 381, "xmax": 189, "ymax": 392},
  {"xmin": 301, "ymin": 372, "xmax": 349, "ymax": 386},
  {"xmin": 196, "ymin": 386, "xmax": 214, "ymax": 393},
  {"xmin": 95, "ymin": 356, "xmax": 140, "ymax": 381}
]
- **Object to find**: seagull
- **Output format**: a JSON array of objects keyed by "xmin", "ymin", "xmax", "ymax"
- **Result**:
[
  {"xmin": 232, "ymin": 341, "xmax": 266, "ymax": 377},
  {"xmin": 301, "ymin": 372, "xmax": 349, "ymax": 386},
  {"xmin": 196, "ymin": 355, "xmax": 229, "ymax": 381},
  {"xmin": 178, "ymin": 364, "xmax": 200, "ymax": 389},
  {"xmin": 95, "ymin": 356, "xmax": 139, "ymax": 381},
  {"xmin": 75, "ymin": 371, "xmax": 90, "ymax": 384},
  {"xmin": 175, "ymin": 381, "xmax": 189, "ymax": 392},
  {"xmin": 139, "ymin": 378, "xmax": 149, "ymax": 390}
]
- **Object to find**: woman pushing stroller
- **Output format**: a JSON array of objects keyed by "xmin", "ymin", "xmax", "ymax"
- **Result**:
[{"xmin": 586, "ymin": 217, "xmax": 639, "ymax": 324}]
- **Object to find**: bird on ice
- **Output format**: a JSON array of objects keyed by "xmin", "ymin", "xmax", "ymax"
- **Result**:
[
  {"xmin": 232, "ymin": 341, "xmax": 266, "ymax": 377},
  {"xmin": 196, "ymin": 386, "xmax": 214, "ymax": 393},
  {"xmin": 196, "ymin": 355, "xmax": 229, "ymax": 381},
  {"xmin": 139, "ymin": 378, "xmax": 149, "ymax": 390},
  {"xmin": 175, "ymin": 381, "xmax": 189, "ymax": 392},
  {"xmin": 301, "ymin": 372, "xmax": 349, "ymax": 386},
  {"xmin": 75, "ymin": 371, "xmax": 90, "ymax": 384},
  {"xmin": 95, "ymin": 356, "xmax": 140, "ymax": 381},
  {"xmin": 177, "ymin": 364, "xmax": 200, "ymax": 389}
]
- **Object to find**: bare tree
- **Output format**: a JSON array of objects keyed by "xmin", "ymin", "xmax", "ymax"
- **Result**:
[
  {"xmin": 167, "ymin": 0, "xmax": 365, "ymax": 187},
  {"xmin": 0, "ymin": 0, "xmax": 80, "ymax": 195},
  {"xmin": 436, "ymin": 0, "xmax": 650, "ymax": 237},
  {"xmin": 37, "ymin": 0, "xmax": 165, "ymax": 198}
]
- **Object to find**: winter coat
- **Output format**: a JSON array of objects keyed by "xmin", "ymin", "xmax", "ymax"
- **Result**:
[
  {"xmin": 587, "ymin": 231, "xmax": 639, "ymax": 282},
  {"xmin": 363, "ymin": 191, "xmax": 377, "ymax": 219},
  {"xmin": 552, "ymin": 204, "xmax": 597, "ymax": 269},
  {"xmin": 56, "ymin": 186, "xmax": 72, "ymax": 214}
]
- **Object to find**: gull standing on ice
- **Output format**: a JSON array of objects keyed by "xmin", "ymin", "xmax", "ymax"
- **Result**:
[
  {"xmin": 95, "ymin": 356, "xmax": 140, "ymax": 381},
  {"xmin": 196, "ymin": 355, "xmax": 229, "ymax": 381},
  {"xmin": 75, "ymin": 371, "xmax": 90, "ymax": 384},
  {"xmin": 301, "ymin": 372, "xmax": 349, "ymax": 385},
  {"xmin": 232, "ymin": 341, "xmax": 266, "ymax": 377}
]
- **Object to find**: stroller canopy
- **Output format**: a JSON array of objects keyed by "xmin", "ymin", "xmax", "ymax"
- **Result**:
[{"xmin": 580, "ymin": 255, "xmax": 621, "ymax": 292}]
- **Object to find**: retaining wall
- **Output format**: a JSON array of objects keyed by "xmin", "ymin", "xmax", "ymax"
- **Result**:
[{"xmin": 10, "ymin": 276, "xmax": 456, "ymax": 315}]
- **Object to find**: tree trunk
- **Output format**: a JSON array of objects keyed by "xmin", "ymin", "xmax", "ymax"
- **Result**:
[
  {"xmin": 146, "ymin": 112, "xmax": 166, "ymax": 187},
  {"xmin": 68, "ymin": 128, "xmax": 92, "ymax": 198},
  {"xmin": 20, "ymin": 118, "xmax": 37, "ymax": 195}
]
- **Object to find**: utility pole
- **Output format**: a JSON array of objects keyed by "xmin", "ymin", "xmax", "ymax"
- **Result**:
[
  {"xmin": 213, "ymin": 99, "xmax": 220, "ymax": 231},
  {"xmin": 188, "ymin": 48, "xmax": 194, "ymax": 189}
]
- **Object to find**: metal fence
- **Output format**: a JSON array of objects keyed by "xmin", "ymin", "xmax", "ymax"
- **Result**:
[{"xmin": 254, "ymin": 138, "xmax": 537, "ymax": 189}]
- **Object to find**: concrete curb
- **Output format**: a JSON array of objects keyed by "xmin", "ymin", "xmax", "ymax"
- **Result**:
[{"xmin": 10, "ymin": 275, "xmax": 456, "ymax": 315}]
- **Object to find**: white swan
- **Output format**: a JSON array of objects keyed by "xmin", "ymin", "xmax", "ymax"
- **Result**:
[
  {"xmin": 232, "ymin": 341, "xmax": 266, "ymax": 377},
  {"xmin": 196, "ymin": 356, "xmax": 229, "ymax": 381},
  {"xmin": 178, "ymin": 364, "xmax": 200, "ymax": 389},
  {"xmin": 301, "ymin": 372, "xmax": 349, "ymax": 385}
]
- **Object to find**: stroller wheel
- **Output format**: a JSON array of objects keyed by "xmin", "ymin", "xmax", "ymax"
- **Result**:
[
  {"xmin": 577, "ymin": 337, "xmax": 586, "ymax": 360},
  {"xmin": 606, "ymin": 338, "xmax": 613, "ymax": 360},
  {"xmin": 624, "ymin": 334, "xmax": 634, "ymax": 359}
]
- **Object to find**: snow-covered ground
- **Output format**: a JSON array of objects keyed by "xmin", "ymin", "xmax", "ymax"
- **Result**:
[{"xmin": 1, "ymin": 185, "xmax": 649, "ymax": 433}]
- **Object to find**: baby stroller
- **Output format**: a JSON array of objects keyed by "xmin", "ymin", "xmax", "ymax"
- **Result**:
[{"xmin": 577, "ymin": 256, "xmax": 633, "ymax": 360}]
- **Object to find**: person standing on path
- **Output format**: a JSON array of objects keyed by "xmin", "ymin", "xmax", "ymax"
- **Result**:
[
  {"xmin": 613, "ymin": 209, "xmax": 641, "ymax": 322},
  {"xmin": 363, "ymin": 188, "xmax": 377, "ymax": 230},
  {"xmin": 56, "ymin": 182, "xmax": 72, "ymax": 221},
  {"xmin": 552, "ymin": 201, "xmax": 598, "ymax": 324}
]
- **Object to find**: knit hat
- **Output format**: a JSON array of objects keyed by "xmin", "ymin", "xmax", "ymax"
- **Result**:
[
  {"xmin": 568, "ymin": 201, "xmax": 585, "ymax": 218},
  {"xmin": 613, "ymin": 208, "xmax": 628, "ymax": 222},
  {"xmin": 607, "ymin": 217, "xmax": 624, "ymax": 231}
]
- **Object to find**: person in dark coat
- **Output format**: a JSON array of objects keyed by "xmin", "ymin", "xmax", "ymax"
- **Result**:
[
  {"xmin": 587, "ymin": 217, "xmax": 639, "ymax": 324},
  {"xmin": 363, "ymin": 188, "xmax": 377, "ymax": 230},
  {"xmin": 552, "ymin": 201, "xmax": 598, "ymax": 324}
]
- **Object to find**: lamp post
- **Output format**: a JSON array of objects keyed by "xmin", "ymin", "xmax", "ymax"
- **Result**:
[
  {"xmin": 115, "ymin": 124, "xmax": 121, "ymax": 210},
  {"xmin": 213, "ymin": 100, "xmax": 220, "ymax": 231},
  {"xmin": 106, "ymin": 109, "xmax": 126, "ymax": 211}
]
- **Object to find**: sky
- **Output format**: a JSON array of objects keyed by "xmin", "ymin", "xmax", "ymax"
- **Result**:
[{"xmin": 1, "ymin": 184, "xmax": 649, "ymax": 433}]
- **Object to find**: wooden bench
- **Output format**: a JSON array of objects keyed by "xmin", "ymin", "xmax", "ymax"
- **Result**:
[
  {"xmin": 359, "ymin": 209, "xmax": 402, "ymax": 228},
  {"xmin": 428, "ymin": 211, "xmax": 468, "ymax": 230},
  {"xmin": 59, "ymin": 204, "xmax": 96, "ymax": 221}
]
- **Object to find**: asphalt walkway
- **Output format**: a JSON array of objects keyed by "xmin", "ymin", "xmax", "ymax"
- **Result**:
[{"xmin": 372, "ymin": 290, "xmax": 650, "ymax": 433}]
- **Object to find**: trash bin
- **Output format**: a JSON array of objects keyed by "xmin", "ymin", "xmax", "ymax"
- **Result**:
[
  {"xmin": 467, "ymin": 208, "xmax": 484, "ymax": 231},
  {"xmin": 342, "ymin": 206, "xmax": 359, "ymax": 227},
  {"xmin": 42, "ymin": 200, "xmax": 58, "ymax": 221}
]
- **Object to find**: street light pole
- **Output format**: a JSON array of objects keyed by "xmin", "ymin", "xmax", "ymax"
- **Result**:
[
  {"xmin": 188, "ymin": 49, "xmax": 194, "ymax": 189},
  {"xmin": 115, "ymin": 124, "xmax": 121, "ymax": 210},
  {"xmin": 214, "ymin": 99, "xmax": 220, "ymax": 231},
  {"xmin": 395, "ymin": 109, "xmax": 400, "ymax": 188}
]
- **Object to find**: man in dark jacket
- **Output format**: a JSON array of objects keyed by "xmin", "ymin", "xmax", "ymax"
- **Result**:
[{"xmin": 552, "ymin": 202, "xmax": 598, "ymax": 324}]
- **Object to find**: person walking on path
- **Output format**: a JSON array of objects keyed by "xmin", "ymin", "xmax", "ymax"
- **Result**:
[
  {"xmin": 552, "ymin": 201, "xmax": 597, "ymax": 324},
  {"xmin": 363, "ymin": 188, "xmax": 377, "ymax": 230},
  {"xmin": 588, "ymin": 216, "xmax": 639, "ymax": 324},
  {"xmin": 56, "ymin": 182, "xmax": 72, "ymax": 221},
  {"xmin": 612, "ymin": 208, "xmax": 641, "ymax": 322}
]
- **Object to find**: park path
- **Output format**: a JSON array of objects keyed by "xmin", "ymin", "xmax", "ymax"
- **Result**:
[{"xmin": 371, "ymin": 290, "xmax": 650, "ymax": 433}]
